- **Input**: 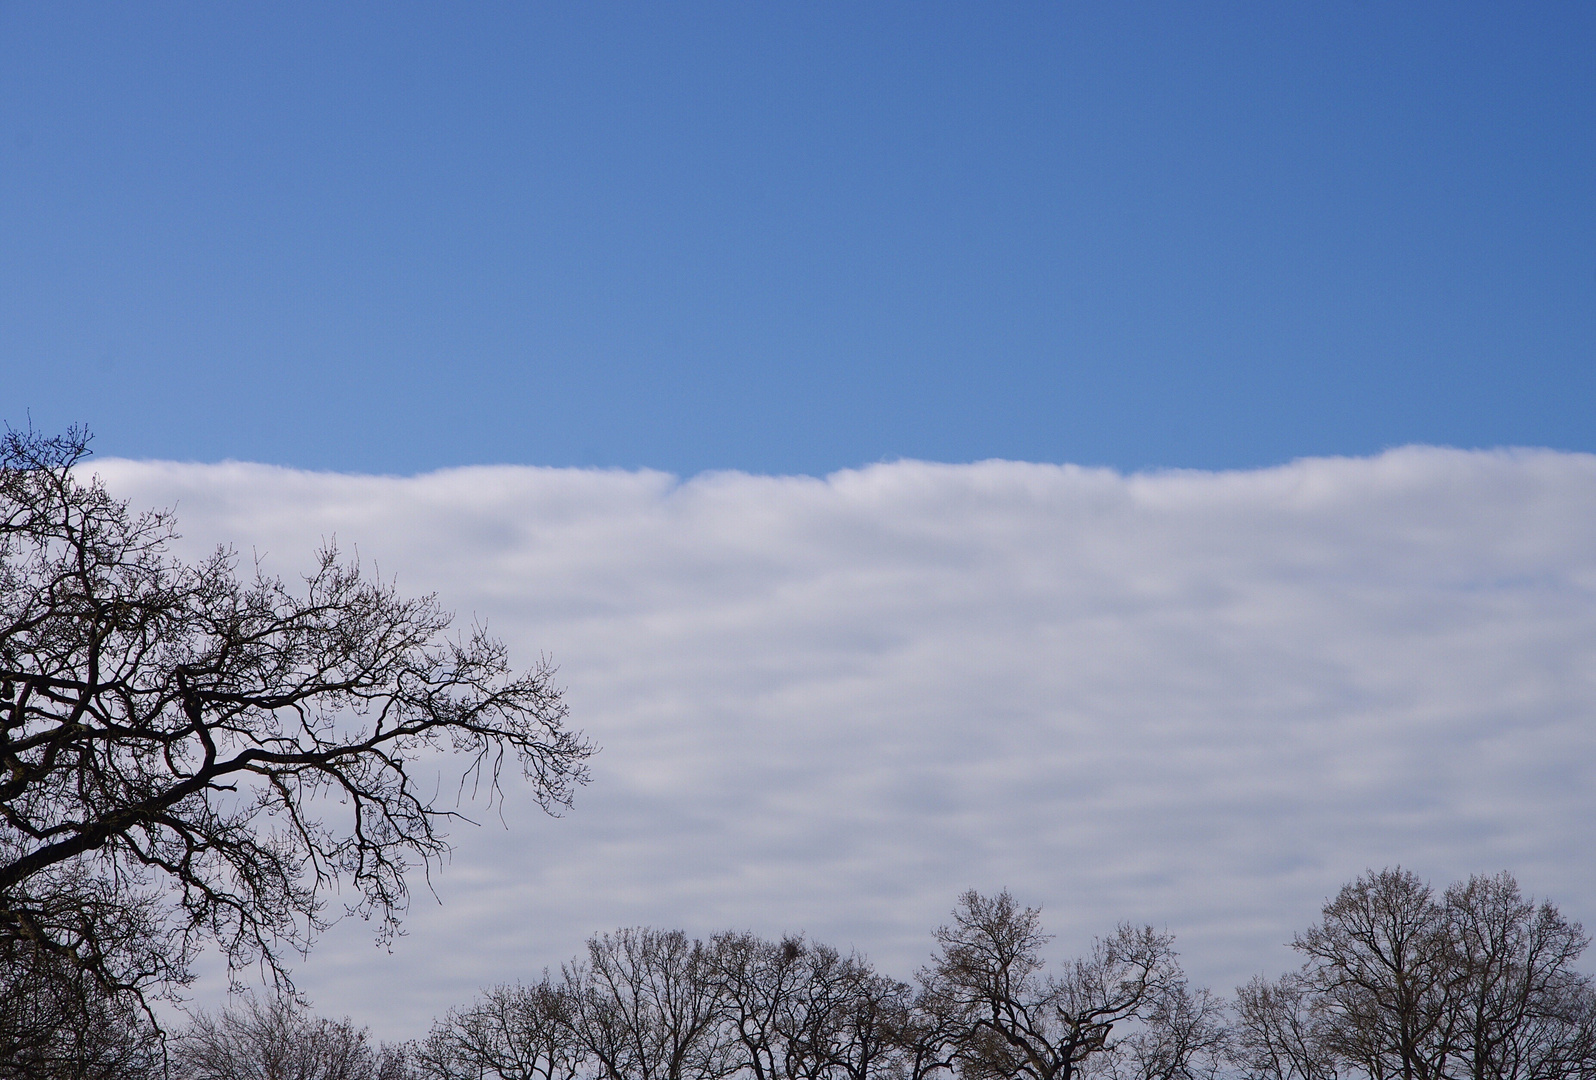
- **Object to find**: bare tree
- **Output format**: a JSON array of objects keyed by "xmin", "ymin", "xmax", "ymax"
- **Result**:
[
  {"xmin": 0, "ymin": 938, "xmax": 164, "ymax": 1080},
  {"xmin": 1442, "ymin": 873, "xmax": 1594, "ymax": 1080},
  {"xmin": 1292, "ymin": 869, "xmax": 1456, "ymax": 1080},
  {"xmin": 1232, "ymin": 973, "xmax": 1339, "ymax": 1080},
  {"xmin": 419, "ymin": 979, "xmax": 584, "ymax": 1080},
  {"xmin": 1241, "ymin": 869, "xmax": 1596, "ymax": 1080},
  {"xmin": 819, "ymin": 953, "xmax": 915, "ymax": 1080},
  {"xmin": 1111, "ymin": 983, "xmax": 1229, "ymax": 1080},
  {"xmin": 565, "ymin": 928, "xmax": 734, "ymax": 1080},
  {"xmin": 417, "ymin": 932, "xmax": 915, "ymax": 1080},
  {"xmin": 894, "ymin": 983, "xmax": 964, "ymax": 1080},
  {"xmin": 413, "ymin": 899, "xmax": 1227, "ymax": 1080},
  {"xmin": 0, "ymin": 426, "xmax": 594, "ymax": 1043},
  {"xmin": 917, "ymin": 891, "xmax": 1192, "ymax": 1080},
  {"xmin": 173, "ymin": 994, "xmax": 414, "ymax": 1080},
  {"xmin": 711, "ymin": 933, "xmax": 812, "ymax": 1080},
  {"xmin": 709, "ymin": 933, "xmax": 911, "ymax": 1080}
]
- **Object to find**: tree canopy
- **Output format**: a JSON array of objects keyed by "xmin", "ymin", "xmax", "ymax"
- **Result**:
[{"xmin": 0, "ymin": 425, "xmax": 594, "ymax": 1015}]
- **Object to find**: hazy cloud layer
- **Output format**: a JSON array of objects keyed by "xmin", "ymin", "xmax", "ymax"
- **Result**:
[{"xmin": 92, "ymin": 449, "xmax": 1596, "ymax": 1039}]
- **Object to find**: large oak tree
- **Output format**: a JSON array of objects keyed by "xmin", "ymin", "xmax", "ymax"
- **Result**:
[{"xmin": 0, "ymin": 426, "xmax": 594, "ymax": 1018}]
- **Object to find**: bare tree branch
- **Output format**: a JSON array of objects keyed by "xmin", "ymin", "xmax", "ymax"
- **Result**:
[{"xmin": 0, "ymin": 425, "xmax": 595, "ymax": 1027}]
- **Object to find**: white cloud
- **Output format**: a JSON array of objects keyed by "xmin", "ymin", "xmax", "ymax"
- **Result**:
[{"xmin": 91, "ymin": 448, "xmax": 1596, "ymax": 1040}]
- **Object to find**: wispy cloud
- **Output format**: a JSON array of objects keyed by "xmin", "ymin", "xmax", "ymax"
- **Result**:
[{"xmin": 93, "ymin": 449, "xmax": 1596, "ymax": 1039}]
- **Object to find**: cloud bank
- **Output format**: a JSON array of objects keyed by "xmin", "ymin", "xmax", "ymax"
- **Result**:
[{"xmin": 91, "ymin": 449, "xmax": 1596, "ymax": 1040}]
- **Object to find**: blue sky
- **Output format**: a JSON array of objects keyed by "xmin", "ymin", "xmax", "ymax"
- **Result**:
[{"xmin": 3, "ymin": 4, "xmax": 1593, "ymax": 476}]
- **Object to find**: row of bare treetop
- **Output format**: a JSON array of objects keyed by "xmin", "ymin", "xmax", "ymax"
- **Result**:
[{"xmin": 115, "ymin": 869, "xmax": 1596, "ymax": 1080}]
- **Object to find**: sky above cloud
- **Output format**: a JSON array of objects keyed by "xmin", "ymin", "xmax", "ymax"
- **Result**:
[
  {"xmin": 4, "ymin": 3, "xmax": 1594, "ymax": 474},
  {"xmin": 92, "ymin": 449, "xmax": 1596, "ymax": 1041}
]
